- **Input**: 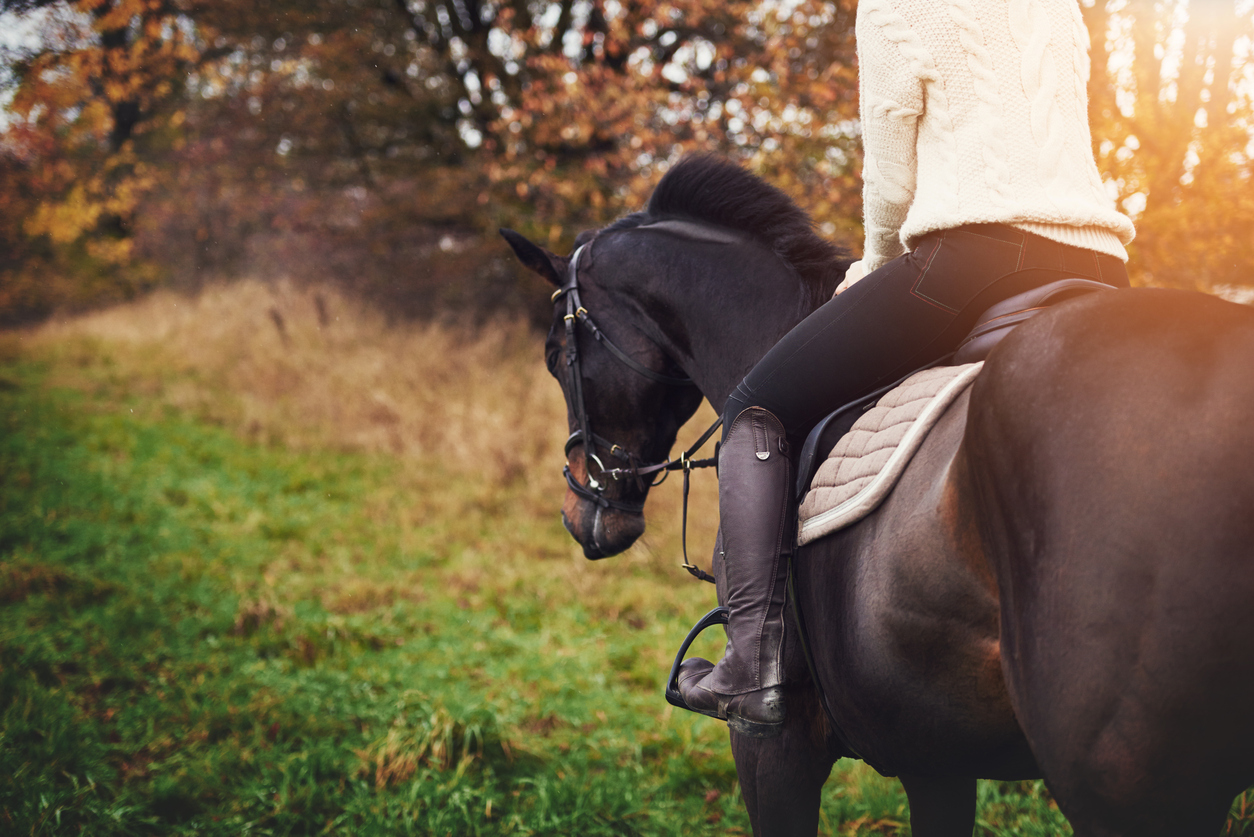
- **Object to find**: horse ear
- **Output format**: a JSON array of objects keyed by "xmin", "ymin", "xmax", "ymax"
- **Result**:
[{"xmin": 499, "ymin": 228, "xmax": 566, "ymax": 288}]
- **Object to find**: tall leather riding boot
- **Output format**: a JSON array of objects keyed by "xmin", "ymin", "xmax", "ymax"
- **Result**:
[{"xmin": 676, "ymin": 406, "xmax": 792, "ymax": 738}]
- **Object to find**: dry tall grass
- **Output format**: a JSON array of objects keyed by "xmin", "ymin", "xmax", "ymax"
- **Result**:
[
  {"xmin": 32, "ymin": 279, "xmax": 562, "ymax": 478},
  {"xmin": 22, "ymin": 279, "xmax": 722, "ymax": 583}
]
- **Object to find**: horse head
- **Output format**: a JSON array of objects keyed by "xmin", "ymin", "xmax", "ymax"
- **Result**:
[
  {"xmin": 501, "ymin": 156, "xmax": 851, "ymax": 559},
  {"xmin": 501, "ymin": 227, "xmax": 705, "ymax": 559}
]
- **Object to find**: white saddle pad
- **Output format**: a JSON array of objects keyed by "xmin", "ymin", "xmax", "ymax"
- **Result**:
[{"xmin": 796, "ymin": 362, "xmax": 983, "ymax": 546}]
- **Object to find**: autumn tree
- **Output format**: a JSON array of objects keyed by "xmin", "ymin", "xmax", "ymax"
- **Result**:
[
  {"xmin": 2, "ymin": 0, "xmax": 864, "ymax": 323},
  {"xmin": 0, "ymin": 0, "xmax": 209, "ymax": 322},
  {"xmin": 4, "ymin": 0, "xmax": 1254, "ymax": 325},
  {"xmin": 172, "ymin": 0, "xmax": 863, "ymax": 281},
  {"xmin": 1082, "ymin": 0, "xmax": 1254, "ymax": 289}
]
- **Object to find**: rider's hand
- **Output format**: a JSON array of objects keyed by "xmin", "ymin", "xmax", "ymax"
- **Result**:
[{"xmin": 834, "ymin": 260, "xmax": 867, "ymax": 296}]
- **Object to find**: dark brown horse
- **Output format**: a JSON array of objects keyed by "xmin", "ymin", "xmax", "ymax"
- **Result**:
[{"xmin": 502, "ymin": 156, "xmax": 1254, "ymax": 836}]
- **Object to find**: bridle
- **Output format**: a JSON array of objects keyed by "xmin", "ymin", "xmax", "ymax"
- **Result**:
[
  {"xmin": 552, "ymin": 243, "xmax": 721, "ymax": 579},
  {"xmin": 554, "ymin": 243, "xmax": 698, "ymax": 508}
]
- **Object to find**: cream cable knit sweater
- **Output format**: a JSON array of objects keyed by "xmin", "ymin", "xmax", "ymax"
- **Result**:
[{"xmin": 856, "ymin": 0, "xmax": 1135, "ymax": 272}]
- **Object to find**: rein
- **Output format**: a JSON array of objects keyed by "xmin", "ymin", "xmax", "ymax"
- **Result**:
[{"xmin": 553, "ymin": 244, "xmax": 721, "ymax": 582}]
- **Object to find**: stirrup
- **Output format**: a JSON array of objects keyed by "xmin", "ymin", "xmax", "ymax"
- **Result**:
[{"xmin": 664, "ymin": 606, "xmax": 730, "ymax": 717}]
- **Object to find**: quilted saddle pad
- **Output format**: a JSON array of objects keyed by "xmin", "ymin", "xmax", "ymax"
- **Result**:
[{"xmin": 796, "ymin": 362, "xmax": 984, "ymax": 546}]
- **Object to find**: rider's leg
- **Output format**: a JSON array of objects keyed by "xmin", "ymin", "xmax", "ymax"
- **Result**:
[
  {"xmin": 677, "ymin": 406, "xmax": 793, "ymax": 737},
  {"xmin": 676, "ymin": 233, "xmax": 1001, "ymax": 734}
]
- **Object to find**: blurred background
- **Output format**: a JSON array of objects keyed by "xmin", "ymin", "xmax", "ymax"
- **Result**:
[
  {"xmin": 2, "ymin": 1, "xmax": 1254, "ymax": 834},
  {"xmin": 2, "ymin": 0, "xmax": 1253, "ymax": 328}
]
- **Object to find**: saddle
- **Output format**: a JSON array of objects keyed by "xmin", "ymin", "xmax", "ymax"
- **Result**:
[{"xmin": 795, "ymin": 277, "xmax": 1113, "ymax": 502}]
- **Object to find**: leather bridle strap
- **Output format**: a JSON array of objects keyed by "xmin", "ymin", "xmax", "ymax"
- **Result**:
[
  {"xmin": 554, "ymin": 244, "xmax": 696, "ymax": 494},
  {"xmin": 552, "ymin": 245, "xmax": 694, "ymax": 388},
  {"xmin": 565, "ymin": 415, "xmax": 721, "ymax": 484},
  {"xmin": 559, "ymin": 245, "xmax": 603, "ymax": 497}
]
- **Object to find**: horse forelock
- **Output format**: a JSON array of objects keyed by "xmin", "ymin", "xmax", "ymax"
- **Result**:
[{"xmin": 600, "ymin": 155, "xmax": 852, "ymax": 307}]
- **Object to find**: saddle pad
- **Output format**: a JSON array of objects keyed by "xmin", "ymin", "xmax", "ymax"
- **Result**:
[{"xmin": 796, "ymin": 362, "xmax": 983, "ymax": 546}]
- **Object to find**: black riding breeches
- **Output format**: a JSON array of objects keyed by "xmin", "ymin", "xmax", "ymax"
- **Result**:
[{"xmin": 723, "ymin": 224, "xmax": 1129, "ymax": 447}]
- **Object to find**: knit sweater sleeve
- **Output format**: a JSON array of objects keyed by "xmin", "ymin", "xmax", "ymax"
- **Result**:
[{"xmin": 857, "ymin": 1, "xmax": 925, "ymax": 272}]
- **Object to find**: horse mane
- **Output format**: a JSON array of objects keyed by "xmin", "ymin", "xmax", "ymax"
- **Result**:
[{"xmin": 605, "ymin": 154, "xmax": 853, "ymax": 304}]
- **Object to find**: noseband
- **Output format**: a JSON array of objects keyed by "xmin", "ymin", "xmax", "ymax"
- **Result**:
[{"xmin": 553, "ymin": 244, "xmax": 709, "ymax": 513}]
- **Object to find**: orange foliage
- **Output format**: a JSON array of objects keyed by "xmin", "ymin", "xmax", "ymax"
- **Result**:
[
  {"xmin": 1, "ymin": 0, "xmax": 197, "ymax": 322},
  {"xmin": 1083, "ymin": 0, "xmax": 1254, "ymax": 289},
  {"xmin": 1, "ymin": 0, "xmax": 1253, "ymax": 324}
]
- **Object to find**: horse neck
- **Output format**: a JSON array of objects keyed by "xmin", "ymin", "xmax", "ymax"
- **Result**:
[{"xmin": 613, "ymin": 233, "xmax": 822, "ymax": 413}]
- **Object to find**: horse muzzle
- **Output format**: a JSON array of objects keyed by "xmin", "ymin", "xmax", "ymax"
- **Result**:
[{"xmin": 561, "ymin": 489, "xmax": 646, "ymax": 559}]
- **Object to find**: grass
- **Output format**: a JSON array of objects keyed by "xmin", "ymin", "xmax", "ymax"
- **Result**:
[{"xmin": 2, "ymin": 281, "xmax": 1252, "ymax": 835}]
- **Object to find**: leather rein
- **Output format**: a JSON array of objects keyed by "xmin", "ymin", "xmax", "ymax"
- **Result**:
[{"xmin": 552, "ymin": 244, "xmax": 721, "ymax": 581}]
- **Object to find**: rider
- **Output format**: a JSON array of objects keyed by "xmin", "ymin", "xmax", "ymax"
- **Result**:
[{"xmin": 676, "ymin": 0, "xmax": 1136, "ymax": 737}]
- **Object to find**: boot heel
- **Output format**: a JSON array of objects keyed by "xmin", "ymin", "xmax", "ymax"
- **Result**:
[
  {"xmin": 726, "ymin": 685, "xmax": 785, "ymax": 738},
  {"xmin": 728, "ymin": 712, "xmax": 785, "ymax": 739}
]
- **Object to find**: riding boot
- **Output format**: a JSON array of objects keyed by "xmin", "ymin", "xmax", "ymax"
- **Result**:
[{"xmin": 676, "ymin": 406, "xmax": 792, "ymax": 738}]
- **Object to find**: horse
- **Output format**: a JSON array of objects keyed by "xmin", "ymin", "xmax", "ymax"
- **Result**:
[{"xmin": 501, "ymin": 155, "xmax": 1254, "ymax": 837}]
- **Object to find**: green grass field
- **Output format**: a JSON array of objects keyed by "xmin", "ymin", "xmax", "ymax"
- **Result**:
[{"xmin": 2, "ymin": 287, "xmax": 1251, "ymax": 835}]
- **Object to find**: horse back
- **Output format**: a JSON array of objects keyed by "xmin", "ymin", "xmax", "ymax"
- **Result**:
[{"xmin": 965, "ymin": 288, "xmax": 1254, "ymax": 832}]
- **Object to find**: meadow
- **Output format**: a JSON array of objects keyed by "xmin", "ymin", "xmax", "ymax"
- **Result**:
[{"xmin": 2, "ymin": 281, "xmax": 1250, "ymax": 835}]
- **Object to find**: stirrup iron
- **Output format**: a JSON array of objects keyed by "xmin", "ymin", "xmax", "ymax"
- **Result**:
[{"xmin": 664, "ymin": 606, "xmax": 730, "ymax": 717}]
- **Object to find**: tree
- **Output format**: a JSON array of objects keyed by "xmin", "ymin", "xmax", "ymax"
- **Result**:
[
  {"xmin": 1082, "ymin": 0, "xmax": 1254, "ymax": 289},
  {"xmin": 1, "ymin": 0, "xmax": 205, "ymax": 322},
  {"xmin": 1, "ymin": 0, "xmax": 864, "ymax": 324},
  {"xmin": 4, "ymin": 0, "xmax": 1253, "ymax": 326}
]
